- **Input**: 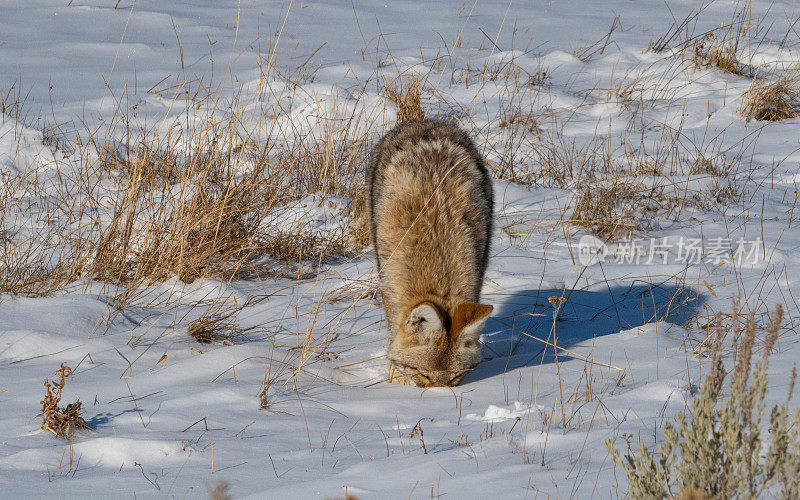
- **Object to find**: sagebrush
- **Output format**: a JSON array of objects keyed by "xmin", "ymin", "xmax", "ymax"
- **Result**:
[{"xmin": 605, "ymin": 301, "xmax": 799, "ymax": 499}]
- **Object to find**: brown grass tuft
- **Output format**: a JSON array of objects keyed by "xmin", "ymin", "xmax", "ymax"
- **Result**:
[
  {"xmin": 385, "ymin": 77, "xmax": 425, "ymax": 123},
  {"xmin": 2, "ymin": 60, "xmax": 378, "ymax": 303},
  {"xmin": 39, "ymin": 363, "xmax": 90, "ymax": 438},
  {"xmin": 188, "ymin": 312, "xmax": 240, "ymax": 345},
  {"xmin": 259, "ymin": 231, "xmax": 348, "ymax": 267},
  {"xmin": 90, "ymin": 144, "xmax": 283, "ymax": 285},
  {"xmin": 691, "ymin": 25, "xmax": 754, "ymax": 77},
  {"xmin": 741, "ymin": 78, "xmax": 799, "ymax": 122},
  {"xmin": 570, "ymin": 181, "xmax": 639, "ymax": 240},
  {"xmin": 694, "ymin": 39, "xmax": 745, "ymax": 76}
]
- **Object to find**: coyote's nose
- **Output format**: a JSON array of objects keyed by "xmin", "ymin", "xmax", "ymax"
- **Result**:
[{"xmin": 419, "ymin": 370, "xmax": 467, "ymax": 387}]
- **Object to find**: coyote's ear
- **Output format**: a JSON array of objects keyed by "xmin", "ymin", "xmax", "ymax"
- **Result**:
[
  {"xmin": 406, "ymin": 302, "xmax": 443, "ymax": 341},
  {"xmin": 451, "ymin": 302, "xmax": 493, "ymax": 340}
]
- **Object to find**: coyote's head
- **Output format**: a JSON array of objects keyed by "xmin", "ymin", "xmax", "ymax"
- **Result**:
[{"xmin": 387, "ymin": 301, "xmax": 493, "ymax": 387}]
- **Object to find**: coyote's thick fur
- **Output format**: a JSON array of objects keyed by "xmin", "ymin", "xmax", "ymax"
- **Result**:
[{"xmin": 367, "ymin": 119, "xmax": 494, "ymax": 387}]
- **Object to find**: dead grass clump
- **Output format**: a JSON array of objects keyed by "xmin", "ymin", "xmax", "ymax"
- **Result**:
[
  {"xmin": 271, "ymin": 110, "xmax": 373, "ymax": 253},
  {"xmin": 694, "ymin": 36, "xmax": 746, "ymax": 76},
  {"xmin": 39, "ymin": 363, "xmax": 90, "ymax": 438},
  {"xmin": 188, "ymin": 313, "xmax": 240, "ymax": 345},
  {"xmin": 709, "ymin": 181, "xmax": 739, "ymax": 204},
  {"xmin": 0, "ymin": 257, "xmax": 84, "ymax": 298},
  {"xmin": 63, "ymin": 103, "xmax": 371, "ymax": 297},
  {"xmin": 688, "ymin": 155, "xmax": 722, "ymax": 176},
  {"xmin": 570, "ymin": 181, "xmax": 639, "ymax": 240},
  {"xmin": 741, "ymin": 78, "xmax": 799, "ymax": 122},
  {"xmin": 0, "ymin": 171, "xmax": 89, "ymax": 298},
  {"xmin": 99, "ymin": 143, "xmax": 187, "ymax": 191},
  {"xmin": 259, "ymin": 231, "xmax": 349, "ymax": 266},
  {"xmin": 187, "ymin": 299, "xmax": 269, "ymax": 345},
  {"xmin": 385, "ymin": 77, "xmax": 424, "ymax": 123},
  {"xmin": 682, "ymin": 1, "xmax": 761, "ymax": 78},
  {"xmin": 532, "ymin": 133, "xmax": 615, "ymax": 188},
  {"xmin": 2, "ymin": 55, "xmax": 379, "ymax": 306},
  {"xmin": 276, "ymin": 121, "xmax": 366, "ymax": 196},
  {"xmin": 90, "ymin": 144, "xmax": 283, "ymax": 285}
]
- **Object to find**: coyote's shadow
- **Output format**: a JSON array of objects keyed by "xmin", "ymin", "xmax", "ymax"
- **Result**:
[{"xmin": 465, "ymin": 282, "xmax": 701, "ymax": 383}]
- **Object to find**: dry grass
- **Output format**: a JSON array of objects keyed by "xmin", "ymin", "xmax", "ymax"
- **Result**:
[
  {"xmin": 0, "ymin": 254, "xmax": 84, "ymax": 298},
  {"xmin": 347, "ymin": 189, "xmax": 371, "ymax": 249},
  {"xmin": 0, "ymin": 168, "xmax": 88, "ymax": 297},
  {"xmin": 1, "ymin": 61, "xmax": 377, "ymax": 305},
  {"xmin": 481, "ymin": 97, "xmax": 744, "ymax": 241},
  {"xmin": 741, "ymin": 77, "xmax": 799, "ymax": 122},
  {"xmin": 385, "ymin": 77, "xmax": 425, "ymax": 123},
  {"xmin": 90, "ymin": 145, "xmax": 283, "ymax": 285},
  {"xmin": 693, "ymin": 35, "xmax": 747, "ymax": 76},
  {"xmin": 186, "ymin": 298, "xmax": 269, "ymax": 345},
  {"xmin": 188, "ymin": 311, "xmax": 241, "ymax": 345},
  {"xmin": 38, "ymin": 363, "xmax": 90, "ymax": 439},
  {"xmin": 572, "ymin": 15, "xmax": 621, "ymax": 63},
  {"xmin": 569, "ymin": 181, "xmax": 640, "ymax": 241},
  {"xmin": 90, "ymin": 114, "xmax": 368, "ymax": 287},
  {"xmin": 498, "ymin": 110, "xmax": 538, "ymax": 132},
  {"xmin": 259, "ymin": 231, "xmax": 349, "ymax": 268},
  {"xmin": 650, "ymin": 0, "xmax": 782, "ymax": 83}
]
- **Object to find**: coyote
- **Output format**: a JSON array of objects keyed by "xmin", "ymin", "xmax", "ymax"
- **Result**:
[{"xmin": 367, "ymin": 119, "xmax": 494, "ymax": 387}]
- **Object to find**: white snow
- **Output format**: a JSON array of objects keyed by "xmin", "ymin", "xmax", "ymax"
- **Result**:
[{"xmin": 2, "ymin": 0, "xmax": 800, "ymax": 498}]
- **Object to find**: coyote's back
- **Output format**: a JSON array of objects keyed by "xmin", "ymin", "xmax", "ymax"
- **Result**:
[{"xmin": 367, "ymin": 119, "xmax": 493, "ymax": 387}]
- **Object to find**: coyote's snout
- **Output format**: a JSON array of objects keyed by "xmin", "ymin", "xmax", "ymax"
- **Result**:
[{"xmin": 367, "ymin": 119, "xmax": 493, "ymax": 387}]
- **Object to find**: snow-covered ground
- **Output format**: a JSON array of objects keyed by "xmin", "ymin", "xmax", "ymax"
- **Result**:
[{"xmin": 2, "ymin": 1, "xmax": 800, "ymax": 497}]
